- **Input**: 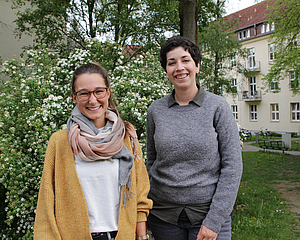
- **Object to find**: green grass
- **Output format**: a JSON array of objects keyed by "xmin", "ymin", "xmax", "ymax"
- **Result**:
[
  {"xmin": 232, "ymin": 152, "xmax": 300, "ymax": 239},
  {"xmin": 250, "ymin": 140, "xmax": 300, "ymax": 151},
  {"xmin": 291, "ymin": 140, "xmax": 300, "ymax": 151}
]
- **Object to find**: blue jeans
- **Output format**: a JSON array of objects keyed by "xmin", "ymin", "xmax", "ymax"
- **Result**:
[{"xmin": 148, "ymin": 212, "xmax": 232, "ymax": 240}]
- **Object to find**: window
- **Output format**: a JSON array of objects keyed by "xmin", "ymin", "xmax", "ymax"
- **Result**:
[
  {"xmin": 230, "ymin": 55, "xmax": 236, "ymax": 68},
  {"xmin": 261, "ymin": 24, "xmax": 265, "ymax": 34},
  {"xmin": 248, "ymin": 48, "xmax": 255, "ymax": 68},
  {"xmin": 249, "ymin": 77, "xmax": 257, "ymax": 96},
  {"xmin": 238, "ymin": 32, "xmax": 242, "ymax": 40},
  {"xmin": 269, "ymin": 44, "xmax": 276, "ymax": 61},
  {"xmin": 271, "ymin": 22, "xmax": 275, "ymax": 31},
  {"xmin": 291, "ymin": 103, "xmax": 300, "ymax": 121},
  {"xmin": 232, "ymin": 78, "xmax": 237, "ymax": 87},
  {"xmin": 266, "ymin": 23, "xmax": 270, "ymax": 32},
  {"xmin": 270, "ymin": 77, "xmax": 279, "ymax": 91},
  {"xmin": 232, "ymin": 105, "xmax": 238, "ymax": 120},
  {"xmin": 232, "ymin": 78, "xmax": 237, "ymax": 93},
  {"xmin": 271, "ymin": 103, "xmax": 279, "ymax": 121},
  {"xmin": 289, "ymin": 38, "xmax": 298, "ymax": 50},
  {"xmin": 247, "ymin": 29, "xmax": 250, "ymax": 38},
  {"xmin": 250, "ymin": 105, "xmax": 257, "ymax": 121},
  {"xmin": 290, "ymin": 71, "xmax": 299, "ymax": 89}
]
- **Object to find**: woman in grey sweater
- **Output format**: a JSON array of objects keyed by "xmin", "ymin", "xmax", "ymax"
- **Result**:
[{"xmin": 146, "ymin": 36, "xmax": 243, "ymax": 240}]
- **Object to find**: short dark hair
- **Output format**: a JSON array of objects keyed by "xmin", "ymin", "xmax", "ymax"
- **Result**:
[
  {"xmin": 160, "ymin": 36, "xmax": 201, "ymax": 72},
  {"xmin": 71, "ymin": 62, "xmax": 116, "ymax": 109}
]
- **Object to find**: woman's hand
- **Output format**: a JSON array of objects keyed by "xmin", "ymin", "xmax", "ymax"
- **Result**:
[
  {"xmin": 136, "ymin": 221, "xmax": 147, "ymax": 238},
  {"xmin": 196, "ymin": 225, "xmax": 218, "ymax": 240}
]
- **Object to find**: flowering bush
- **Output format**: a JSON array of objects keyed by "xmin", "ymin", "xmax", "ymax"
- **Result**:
[
  {"xmin": 111, "ymin": 49, "xmax": 171, "ymax": 154},
  {"xmin": 0, "ymin": 47, "xmax": 75, "ymax": 239},
  {"xmin": 237, "ymin": 124, "xmax": 246, "ymax": 148},
  {"xmin": 0, "ymin": 41, "xmax": 170, "ymax": 239}
]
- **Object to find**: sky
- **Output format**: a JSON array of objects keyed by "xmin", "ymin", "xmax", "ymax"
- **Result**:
[{"xmin": 225, "ymin": 0, "xmax": 258, "ymax": 15}]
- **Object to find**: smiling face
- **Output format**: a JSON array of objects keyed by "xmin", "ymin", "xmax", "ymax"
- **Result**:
[
  {"xmin": 71, "ymin": 73, "xmax": 111, "ymax": 129},
  {"xmin": 166, "ymin": 46, "xmax": 200, "ymax": 91}
]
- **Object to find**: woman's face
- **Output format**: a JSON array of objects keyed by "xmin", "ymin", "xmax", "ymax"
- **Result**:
[
  {"xmin": 71, "ymin": 73, "xmax": 110, "ymax": 129},
  {"xmin": 165, "ymin": 46, "xmax": 200, "ymax": 91}
]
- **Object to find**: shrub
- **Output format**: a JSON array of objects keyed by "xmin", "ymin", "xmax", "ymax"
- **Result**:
[{"xmin": 111, "ymin": 49, "xmax": 171, "ymax": 154}]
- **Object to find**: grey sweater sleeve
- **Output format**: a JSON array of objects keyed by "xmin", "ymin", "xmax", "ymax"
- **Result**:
[
  {"xmin": 202, "ymin": 96, "xmax": 243, "ymax": 233},
  {"xmin": 146, "ymin": 104, "xmax": 156, "ymax": 173}
]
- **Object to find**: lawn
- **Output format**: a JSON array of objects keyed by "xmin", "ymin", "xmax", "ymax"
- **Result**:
[
  {"xmin": 232, "ymin": 151, "xmax": 300, "ymax": 239},
  {"xmin": 249, "ymin": 139, "xmax": 300, "ymax": 151}
]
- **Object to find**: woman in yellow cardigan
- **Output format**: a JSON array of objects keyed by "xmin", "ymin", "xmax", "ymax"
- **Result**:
[{"xmin": 34, "ymin": 62, "xmax": 152, "ymax": 240}]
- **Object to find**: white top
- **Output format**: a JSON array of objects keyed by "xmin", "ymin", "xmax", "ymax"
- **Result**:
[{"xmin": 75, "ymin": 123, "xmax": 120, "ymax": 233}]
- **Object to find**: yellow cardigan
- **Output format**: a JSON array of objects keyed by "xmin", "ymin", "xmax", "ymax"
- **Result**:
[{"xmin": 34, "ymin": 129, "xmax": 152, "ymax": 240}]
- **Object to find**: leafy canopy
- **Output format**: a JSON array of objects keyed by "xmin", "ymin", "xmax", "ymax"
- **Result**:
[
  {"xmin": 262, "ymin": 0, "xmax": 300, "ymax": 94},
  {"xmin": 198, "ymin": 15, "xmax": 247, "ymax": 95},
  {"xmin": 12, "ymin": 0, "xmax": 179, "ymax": 55}
]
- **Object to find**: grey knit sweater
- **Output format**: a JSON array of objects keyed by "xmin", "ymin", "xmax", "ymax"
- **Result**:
[{"xmin": 146, "ymin": 90, "xmax": 243, "ymax": 233}]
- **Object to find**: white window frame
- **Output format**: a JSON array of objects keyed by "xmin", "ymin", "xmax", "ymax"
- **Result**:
[
  {"xmin": 261, "ymin": 24, "xmax": 265, "ymax": 34},
  {"xmin": 269, "ymin": 44, "xmax": 276, "ymax": 61},
  {"xmin": 266, "ymin": 23, "xmax": 270, "ymax": 32},
  {"xmin": 231, "ymin": 78, "xmax": 237, "ymax": 93},
  {"xmin": 271, "ymin": 22, "xmax": 275, "ymax": 31},
  {"xmin": 270, "ymin": 77, "xmax": 279, "ymax": 91},
  {"xmin": 232, "ymin": 78, "xmax": 237, "ymax": 87},
  {"xmin": 290, "ymin": 71, "xmax": 298, "ymax": 89},
  {"xmin": 250, "ymin": 105, "xmax": 257, "ymax": 121},
  {"xmin": 249, "ymin": 76, "xmax": 257, "ymax": 96},
  {"xmin": 270, "ymin": 103, "xmax": 279, "ymax": 121},
  {"xmin": 246, "ymin": 29, "xmax": 250, "ymax": 38},
  {"xmin": 248, "ymin": 48, "xmax": 255, "ymax": 68},
  {"xmin": 238, "ymin": 32, "xmax": 242, "ymax": 40},
  {"xmin": 291, "ymin": 103, "xmax": 300, "ymax": 121},
  {"xmin": 230, "ymin": 55, "xmax": 236, "ymax": 68},
  {"xmin": 232, "ymin": 105, "xmax": 238, "ymax": 121}
]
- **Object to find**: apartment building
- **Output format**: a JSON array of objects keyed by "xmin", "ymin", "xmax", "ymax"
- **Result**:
[
  {"xmin": 0, "ymin": 0, "xmax": 33, "ymax": 62},
  {"xmin": 224, "ymin": 1, "xmax": 299, "ymax": 134}
]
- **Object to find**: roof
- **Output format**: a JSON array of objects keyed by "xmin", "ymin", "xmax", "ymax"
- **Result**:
[{"xmin": 225, "ymin": 0, "xmax": 275, "ymax": 31}]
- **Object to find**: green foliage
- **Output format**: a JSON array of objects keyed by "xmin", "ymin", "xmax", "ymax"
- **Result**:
[
  {"xmin": 0, "ymin": 48, "xmax": 74, "ymax": 239},
  {"xmin": 262, "ymin": 0, "xmax": 300, "ymax": 95},
  {"xmin": 198, "ymin": 17, "xmax": 247, "ymax": 95},
  {"xmin": 11, "ymin": 0, "xmax": 179, "ymax": 54},
  {"xmin": 0, "ymin": 41, "xmax": 169, "ymax": 239},
  {"xmin": 291, "ymin": 140, "xmax": 300, "ymax": 151},
  {"xmin": 232, "ymin": 152, "xmax": 300, "ymax": 239},
  {"xmin": 111, "ymin": 49, "xmax": 171, "ymax": 154}
]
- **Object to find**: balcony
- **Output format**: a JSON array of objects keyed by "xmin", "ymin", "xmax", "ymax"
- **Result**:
[
  {"xmin": 238, "ymin": 90, "xmax": 262, "ymax": 101},
  {"xmin": 244, "ymin": 60, "xmax": 261, "ymax": 72}
]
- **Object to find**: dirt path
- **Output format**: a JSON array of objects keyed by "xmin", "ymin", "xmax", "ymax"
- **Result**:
[{"xmin": 272, "ymin": 180, "xmax": 300, "ymax": 230}]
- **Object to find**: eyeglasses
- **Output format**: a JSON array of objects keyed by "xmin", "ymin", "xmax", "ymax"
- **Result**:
[{"xmin": 74, "ymin": 87, "xmax": 108, "ymax": 101}]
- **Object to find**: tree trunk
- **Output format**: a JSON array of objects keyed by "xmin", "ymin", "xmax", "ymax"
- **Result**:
[
  {"xmin": 179, "ymin": 0, "xmax": 198, "ymax": 43},
  {"xmin": 87, "ymin": 0, "xmax": 96, "ymax": 38}
]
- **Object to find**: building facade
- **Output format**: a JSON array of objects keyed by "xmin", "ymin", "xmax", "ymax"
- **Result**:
[
  {"xmin": 0, "ymin": 0, "xmax": 33, "ymax": 62},
  {"xmin": 224, "ymin": 1, "xmax": 299, "ymax": 134}
]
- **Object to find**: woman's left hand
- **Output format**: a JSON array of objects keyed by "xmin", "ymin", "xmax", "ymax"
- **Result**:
[
  {"xmin": 196, "ymin": 225, "xmax": 218, "ymax": 240},
  {"xmin": 136, "ymin": 221, "xmax": 147, "ymax": 238}
]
